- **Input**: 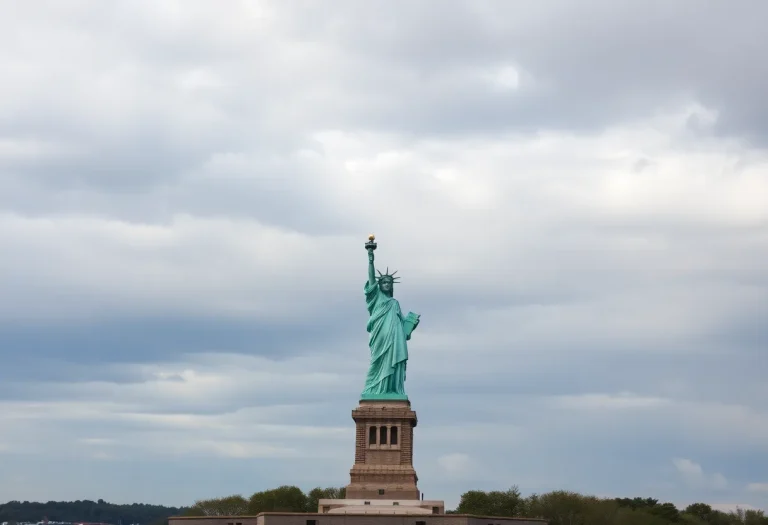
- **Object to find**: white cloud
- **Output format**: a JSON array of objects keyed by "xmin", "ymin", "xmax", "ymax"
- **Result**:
[
  {"xmin": 79, "ymin": 437, "xmax": 116, "ymax": 445},
  {"xmin": 674, "ymin": 458, "xmax": 705, "ymax": 477},
  {"xmin": 482, "ymin": 64, "xmax": 526, "ymax": 92},
  {"xmin": 548, "ymin": 392, "xmax": 670, "ymax": 410},
  {"xmin": 437, "ymin": 453, "xmax": 474, "ymax": 477},
  {"xmin": 673, "ymin": 458, "xmax": 728, "ymax": 490},
  {"xmin": 0, "ymin": 106, "xmax": 765, "ymax": 327}
]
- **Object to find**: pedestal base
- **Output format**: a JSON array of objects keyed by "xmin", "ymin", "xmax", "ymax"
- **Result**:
[
  {"xmin": 317, "ymin": 498, "xmax": 445, "ymax": 515},
  {"xmin": 345, "ymin": 399, "xmax": 420, "ymax": 500}
]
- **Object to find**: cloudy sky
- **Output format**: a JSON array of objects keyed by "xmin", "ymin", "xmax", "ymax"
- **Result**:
[{"xmin": 1, "ymin": 0, "xmax": 767, "ymax": 514}]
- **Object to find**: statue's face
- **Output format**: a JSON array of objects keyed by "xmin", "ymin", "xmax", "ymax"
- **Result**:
[{"xmin": 379, "ymin": 279, "xmax": 393, "ymax": 293}]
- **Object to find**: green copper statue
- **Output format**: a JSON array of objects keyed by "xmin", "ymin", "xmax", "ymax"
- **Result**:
[{"xmin": 361, "ymin": 235, "xmax": 420, "ymax": 400}]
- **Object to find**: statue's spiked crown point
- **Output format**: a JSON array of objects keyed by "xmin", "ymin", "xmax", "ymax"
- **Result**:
[{"xmin": 376, "ymin": 267, "xmax": 400, "ymax": 283}]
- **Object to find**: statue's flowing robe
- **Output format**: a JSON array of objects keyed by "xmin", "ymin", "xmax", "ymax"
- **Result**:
[{"xmin": 362, "ymin": 281, "xmax": 409, "ymax": 396}]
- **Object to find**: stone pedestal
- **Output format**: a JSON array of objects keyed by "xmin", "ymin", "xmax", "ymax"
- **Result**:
[{"xmin": 345, "ymin": 399, "xmax": 420, "ymax": 500}]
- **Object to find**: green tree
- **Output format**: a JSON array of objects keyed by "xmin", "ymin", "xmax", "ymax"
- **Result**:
[
  {"xmin": 184, "ymin": 495, "xmax": 248, "ymax": 516},
  {"xmin": 247, "ymin": 486, "xmax": 307, "ymax": 514},
  {"xmin": 456, "ymin": 487, "xmax": 523, "ymax": 517},
  {"xmin": 579, "ymin": 498, "xmax": 622, "ymax": 525},
  {"xmin": 651, "ymin": 503, "xmax": 681, "ymax": 522},
  {"xmin": 614, "ymin": 506, "xmax": 671, "ymax": 525},
  {"xmin": 0, "ymin": 499, "xmax": 184, "ymax": 524},
  {"xmin": 727, "ymin": 508, "xmax": 768, "ymax": 525},
  {"xmin": 525, "ymin": 490, "xmax": 598, "ymax": 525},
  {"xmin": 615, "ymin": 497, "xmax": 660, "ymax": 510},
  {"xmin": 305, "ymin": 487, "xmax": 346, "ymax": 513},
  {"xmin": 686, "ymin": 503, "xmax": 717, "ymax": 522},
  {"xmin": 682, "ymin": 503, "xmax": 739, "ymax": 525}
]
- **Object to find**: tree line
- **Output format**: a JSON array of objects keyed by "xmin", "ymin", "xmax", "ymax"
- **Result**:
[
  {"xmin": 4, "ymin": 487, "xmax": 765, "ymax": 525},
  {"xmin": 455, "ymin": 489, "xmax": 767, "ymax": 525},
  {"xmin": 183, "ymin": 487, "xmax": 345, "ymax": 517},
  {"xmin": 0, "ymin": 500, "xmax": 184, "ymax": 525},
  {"xmin": 186, "ymin": 485, "xmax": 768, "ymax": 525}
]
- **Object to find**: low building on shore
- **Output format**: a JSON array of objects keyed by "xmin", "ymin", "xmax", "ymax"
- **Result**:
[{"xmin": 169, "ymin": 513, "xmax": 546, "ymax": 525}]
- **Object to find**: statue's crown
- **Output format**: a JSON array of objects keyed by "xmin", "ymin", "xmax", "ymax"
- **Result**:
[{"xmin": 376, "ymin": 267, "xmax": 400, "ymax": 283}]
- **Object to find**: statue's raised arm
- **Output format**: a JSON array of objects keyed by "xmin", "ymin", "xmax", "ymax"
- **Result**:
[{"xmin": 365, "ymin": 234, "xmax": 376, "ymax": 286}]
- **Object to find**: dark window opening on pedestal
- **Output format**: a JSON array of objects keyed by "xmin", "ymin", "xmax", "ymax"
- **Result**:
[
  {"xmin": 433, "ymin": 507, "xmax": 440, "ymax": 514},
  {"xmin": 369, "ymin": 426, "xmax": 377, "ymax": 445},
  {"xmin": 378, "ymin": 489, "xmax": 385, "ymax": 495},
  {"xmin": 393, "ymin": 502, "xmax": 399, "ymax": 506},
  {"xmin": 390, "ymin": 426, "xmax": 398, "ymax": 444},
  {"xmin": 364, "ymin": 501, "xmax": 371, "ymax": 505},
  {"xmin": 306, "ymin": 521, "xmax": 317, "ymax": 525},
  {"xmin": 380, "ymin": 425, "xmax": 388, "ymax": 444},
  {"xmin": 416, "ymin": 521, "xmax": 427, "ymax": 525}
]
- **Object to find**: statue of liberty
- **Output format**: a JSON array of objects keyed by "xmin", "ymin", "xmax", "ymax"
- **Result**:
[{"xmin": 362, "ymin": 235, "xmax": 420, "ymax": 400}]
